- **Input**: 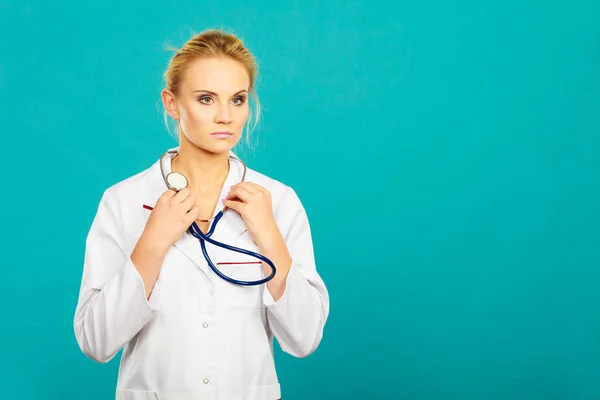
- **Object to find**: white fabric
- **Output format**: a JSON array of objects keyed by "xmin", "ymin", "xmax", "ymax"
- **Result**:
[{"xmin": 73, "ymin": 148, "xmax": 329, "ymax": 400}]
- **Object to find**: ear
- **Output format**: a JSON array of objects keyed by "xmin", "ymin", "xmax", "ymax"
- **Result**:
[{"xmin": 161, "ymin": 89, "xmax": 180, "ymax": 120}]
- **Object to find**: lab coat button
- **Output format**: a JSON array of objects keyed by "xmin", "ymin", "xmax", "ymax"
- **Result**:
[
  {"xmin": 203, "ymin": 378, "xmax": 209, "ymax": 384},
  {"xmin": 203, "ymin": 323, "xmax": 208, "ymax": 328}
]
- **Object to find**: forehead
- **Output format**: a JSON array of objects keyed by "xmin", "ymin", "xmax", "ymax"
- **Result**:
[{"xmin": 181, "ymin": 57, "xmax": 250, "ymax": 94}]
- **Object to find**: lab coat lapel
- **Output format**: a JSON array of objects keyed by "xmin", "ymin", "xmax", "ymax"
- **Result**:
[
  {"xmin": 141, "ymin": 147, "xmax": 248, "ymax": 276},
  {"xmin": 210, "ymin": 155, "xmax": 248, "ymax": 242}
]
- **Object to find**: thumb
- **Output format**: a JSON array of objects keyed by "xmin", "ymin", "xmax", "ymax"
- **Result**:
[
  {"xmin": 185, "ymin": 206, "xmax": 201, "ymax": 224},
  {"xmin": 223, "ymin": 198, "xmax": 244, "ymax": 214}
]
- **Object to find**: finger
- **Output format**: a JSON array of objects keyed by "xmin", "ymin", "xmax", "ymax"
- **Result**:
[
  {"xmin": 173, "ymin": 188, "xmax": 191, "ymax": 202},
  {"xmin": 187, "ymin": 205, "xmax": 200, "ymax": 216},
  {"xmin": 226, "ymin": 186, "xmax": 253, "ymax": 202},
  {"xmin": 181, "ymin": 195, "xmax": 196, "ymax": 211},
  {"xmin": 186, "ymin": 206, "xmax": 201, "ymax": 222},
  {"xmin": 241, "ymin": 182, "xmax": 268, "ymax": 194},
  {"xmin": 234, "ymin": 182, "xmax": 260, "ymax": 194},
  {"xmin": 162, "ymin": 189, "xmax": 178, "ymax": 198},
  {"xmin": 222, "ymin": 198, "xmax": 245, "ymax": 214}
]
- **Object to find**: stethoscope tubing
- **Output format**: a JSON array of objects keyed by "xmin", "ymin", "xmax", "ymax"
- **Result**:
[
  {"xmin": 160, "ymin": 150, "xmax": 276, "ymax": 286},
  {"xmin": 188, "ymin": 214, "xmax": 276, "ymax": 286}
]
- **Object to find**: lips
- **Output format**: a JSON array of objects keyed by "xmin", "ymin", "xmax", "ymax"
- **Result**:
[{"xmin": 210, "ymin": 131, "xmax": 233, "ymax": 139}]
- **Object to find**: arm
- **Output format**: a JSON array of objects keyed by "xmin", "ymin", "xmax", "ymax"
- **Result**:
[
  {"xmin": 262, "ymin": 187, "xmax": 330, "ymax": 358},
  {"xmin": 73, "ymin": 189, "xmax": 162, "ymax": 363}
]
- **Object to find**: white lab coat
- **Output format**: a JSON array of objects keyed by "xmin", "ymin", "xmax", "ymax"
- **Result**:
[{"xmin": 73, "ymin": 148, "xmax": 329, "ymax": 400}]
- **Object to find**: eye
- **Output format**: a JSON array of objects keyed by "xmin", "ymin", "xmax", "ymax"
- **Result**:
[
  {"xmin": 198, "ymin": 96, "xmax": 213, "ymax": 105},
  {"xmin": 231, "ymin": 96, "xmax": 247, "ymax": 106}
]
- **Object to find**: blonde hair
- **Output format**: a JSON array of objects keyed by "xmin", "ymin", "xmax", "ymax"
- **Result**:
[{"xmin": 162, "ymin": 29, "xmax": 261, "ymax": 147}]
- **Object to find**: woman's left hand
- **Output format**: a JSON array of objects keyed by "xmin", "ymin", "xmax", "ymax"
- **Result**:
[
  {"xmin": 222, "ymin": 182, "xmax": 280, "ymax": 248},
  {"xmin": 223, "ymin": 182, "xmax": 293, "ymax": 300}
]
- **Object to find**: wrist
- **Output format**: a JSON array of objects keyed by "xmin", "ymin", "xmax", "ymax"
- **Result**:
[
  {"xmin": 255, "ymin": 223, "xmax": 285, "ymax": 252},
  {"xmin": 136, "ymin": 233, "xmax": 169, "ymax": 259}
]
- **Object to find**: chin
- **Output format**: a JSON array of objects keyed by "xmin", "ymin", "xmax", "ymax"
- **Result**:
[{"xmin": 190, "ymin": 137, "xmax": 240, "ymax": 155}]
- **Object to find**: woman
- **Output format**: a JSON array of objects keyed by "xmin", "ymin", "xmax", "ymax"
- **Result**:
[{"xmin": 73, "ymin": 29, "xmax": 329, "ymax": 400}]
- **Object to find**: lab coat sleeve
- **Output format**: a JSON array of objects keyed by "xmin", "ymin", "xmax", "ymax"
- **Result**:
[
  {"xmin": 73, "ymin": 189, "xmax": 160, "ymax": 364},
  {"xmin": 263, "ymin": 186, "xmax": 329, "ymax": 358}
]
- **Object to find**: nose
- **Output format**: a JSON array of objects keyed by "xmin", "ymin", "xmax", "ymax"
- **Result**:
[{"xmin": 215, "ymin": 103, "xmax": 233, "ymax": 124}]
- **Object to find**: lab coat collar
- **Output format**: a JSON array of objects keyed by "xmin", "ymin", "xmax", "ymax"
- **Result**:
[{"xmin": 143, "ymin": 146, "xmax": 249, "ymax": 275}]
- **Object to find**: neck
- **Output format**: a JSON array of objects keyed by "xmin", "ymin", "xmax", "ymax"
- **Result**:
[{"xmin": 171, "ymin": 141, "xmax": 230, "ymax": 194}]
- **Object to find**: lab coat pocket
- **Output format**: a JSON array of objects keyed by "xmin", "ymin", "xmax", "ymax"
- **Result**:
[
  {"xmin": 214, "ymin": 255, "xmax": 265, "ymax": 310},
  {"xmin": 214, "ymin": 234, "xmax": 266, "ymax": 311},
  {"xmin": 246, "ymin": 383, "xmax": 281, "ymax": 400},
  {"xmin": 116, "ymin": 389, "xmax": 160, "ymax": 400}
]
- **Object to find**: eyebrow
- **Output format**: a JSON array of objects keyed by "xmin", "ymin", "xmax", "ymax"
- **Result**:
[{"xmin": 193, "ymin": 89, "xmax": 248, "ymax": 96}]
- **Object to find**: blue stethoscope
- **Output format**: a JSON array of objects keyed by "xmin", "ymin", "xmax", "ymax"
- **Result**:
[{"xmin": 160, "ymin": 149, "xmax": 276, "ymax": 286}]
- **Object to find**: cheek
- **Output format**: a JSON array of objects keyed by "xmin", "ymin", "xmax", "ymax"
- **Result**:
[
  {"xmin": 188, "ymin": 105, "xmax": 212, "ymax": 123},
  {"xmin": 236, "ymin": 106, "xmax": 250, "ymax": 125},
  {"xmin": 181, "ymin": 104, "xmax": 213, "ymax": 128}
]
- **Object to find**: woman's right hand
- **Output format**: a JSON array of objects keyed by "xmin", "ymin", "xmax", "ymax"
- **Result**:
[{"xmin": 140, "ymin": 188, "xmax": 201, "ymax": 254}]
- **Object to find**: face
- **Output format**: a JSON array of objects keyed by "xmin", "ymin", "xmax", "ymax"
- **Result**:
[{"xmin": 162, "ymin": 57, "xmax": 250, "ymax": 154}]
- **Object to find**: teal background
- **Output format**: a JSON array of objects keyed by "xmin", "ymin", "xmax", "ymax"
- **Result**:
[{"xmin": 1, "ymin": 0, "xmax": 599, "ymax": 399}]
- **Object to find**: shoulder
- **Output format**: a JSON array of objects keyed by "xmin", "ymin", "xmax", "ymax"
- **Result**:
[
  {"xmin": 87, "ymin": 161, "xmax": 158, "ymax": 245},
  {"xmin": 97, "ymin": 160, "xmax": 158, "ymax": 208},
  {"xmin": 245, "ymin": 166, "xmax": 312, "ymax": 238},
  {"xmin": 245, "ymin": 166, "xmax": 305, "ymax": 213}
]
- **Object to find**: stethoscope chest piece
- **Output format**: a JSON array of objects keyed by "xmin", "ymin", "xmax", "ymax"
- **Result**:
[{"xmin": 165, "ymin": 172, "xmax": 188, "ymax": 191}]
